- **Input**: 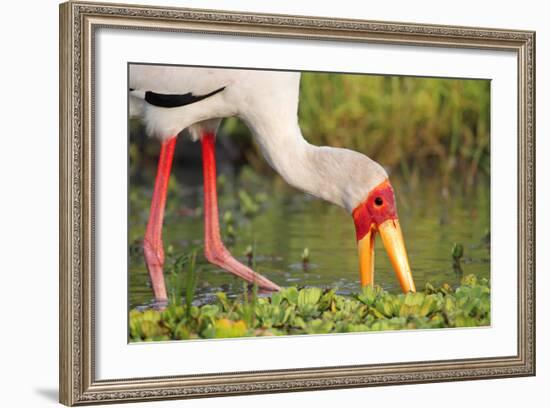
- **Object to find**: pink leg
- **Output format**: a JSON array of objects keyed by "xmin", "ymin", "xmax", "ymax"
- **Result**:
[
  {"xmin": 143, "ymin": 137, "xmax": 177, "ymax": 302},
  {"xmin": 201, "ymin": 132, "xmax": 281, "ymax": 291}
]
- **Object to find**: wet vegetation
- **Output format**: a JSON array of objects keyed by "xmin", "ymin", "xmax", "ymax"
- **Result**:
[{"xmin": 129, "ymin": 274, "xmax": 490, "ymax": 342}]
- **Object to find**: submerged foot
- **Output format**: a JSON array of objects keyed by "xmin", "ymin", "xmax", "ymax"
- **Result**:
[{"xmin": 205, "ymin": 244, "xmax": 281, "ymax": 291}]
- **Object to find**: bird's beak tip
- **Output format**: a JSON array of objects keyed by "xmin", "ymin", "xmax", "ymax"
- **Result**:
[{"xmin": 378, "ymin": 219, "xmax": 416, "ymax": 293}]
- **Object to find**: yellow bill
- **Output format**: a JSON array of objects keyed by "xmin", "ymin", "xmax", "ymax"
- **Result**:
[{"xmin": 357, "ymin": 219, "xmax": 415, "ymax": 293}]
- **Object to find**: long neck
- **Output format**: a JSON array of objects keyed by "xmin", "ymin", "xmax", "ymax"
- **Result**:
[{"xmin": 241, "ymin": 112, "xmax": 379, "ymax": 212}]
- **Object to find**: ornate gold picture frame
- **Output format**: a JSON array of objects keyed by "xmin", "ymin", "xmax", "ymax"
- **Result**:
[{"xmin": 59, "ymin": 1, "xmax": 535, "ymax": 405}]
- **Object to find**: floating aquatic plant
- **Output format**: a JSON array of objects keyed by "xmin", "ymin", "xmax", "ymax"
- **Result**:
[
  {"xmin": 244, "ymin": 245, "xmax": 254, "ymax": 266},
  {"xmin": 301, "ymin": 247, "xmax": 310, "ymax": 264},
  {"xmin": 452, "ymin": 243, "xmax": 464, "ymax": 262},
  {"xmin": 238, "ymin": 190, "xmax": 260, "ymax": 216},
  {"xmin": 452, "ymin": 242, "xmax": 465, "ymax": 276},
  {"xmin": 223, "ymin": 210, "xmax": 234, "ymax": 225},
  {"xmin": 129, "ymin": 274, "xmax": 490, "ymax": 342}
]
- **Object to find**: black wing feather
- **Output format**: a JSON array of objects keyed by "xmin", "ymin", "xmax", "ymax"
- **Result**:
[{"xmin": 144, "ymin": 86, "xmax": 225, "ymax": 108}]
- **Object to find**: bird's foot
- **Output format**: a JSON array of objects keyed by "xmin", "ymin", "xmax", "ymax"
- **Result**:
[{"xmin": 205, "ymin": 245, "xmax": 281, "ymax": 292}]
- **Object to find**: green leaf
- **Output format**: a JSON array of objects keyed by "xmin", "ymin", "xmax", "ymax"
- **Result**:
[
  {"xmin": 281, "ymin": 287, "xmax": 299, "ymax": 305},
  {"xmin": 297, "ymin": 287, "xmax": 322, "ymax": 307}
]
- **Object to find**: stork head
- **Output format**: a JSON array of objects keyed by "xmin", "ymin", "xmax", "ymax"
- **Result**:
[
  {"xmin": 289, "ymin": 145, "xmax": 416, "ymax": 293},
  {"xmin": 351, "ymin": 179, "xmax": 416, "ymax": 293}
]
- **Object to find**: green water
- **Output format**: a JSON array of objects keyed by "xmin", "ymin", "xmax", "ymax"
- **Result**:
[{"xmin": 128, "ymin": 168, "xmax": 490, "ymax": 309}]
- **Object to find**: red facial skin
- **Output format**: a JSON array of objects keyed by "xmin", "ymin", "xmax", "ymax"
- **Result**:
[{"xmin": 352, "ymin": 180, "xmax": 398, "ymax": 241}]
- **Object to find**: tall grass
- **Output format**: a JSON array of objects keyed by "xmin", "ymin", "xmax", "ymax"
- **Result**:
[{"xmin": 167, "ymin": 249, "xmax": 198, "ymax": 312}]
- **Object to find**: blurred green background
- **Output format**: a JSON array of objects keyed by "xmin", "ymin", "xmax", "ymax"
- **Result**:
[{"xmin": 223, "ymin": 73, "xmax": 490, "ymax": 187}]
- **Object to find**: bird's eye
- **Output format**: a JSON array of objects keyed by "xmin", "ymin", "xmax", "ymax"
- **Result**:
[{"xmin": 374, "ymin": 197, "xmax": 384, "ymax": 206}]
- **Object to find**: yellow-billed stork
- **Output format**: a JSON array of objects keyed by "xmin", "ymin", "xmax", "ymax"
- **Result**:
[{"xmin": 129, "ymin": 65, "xmax": 416, "ymax": 303}]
